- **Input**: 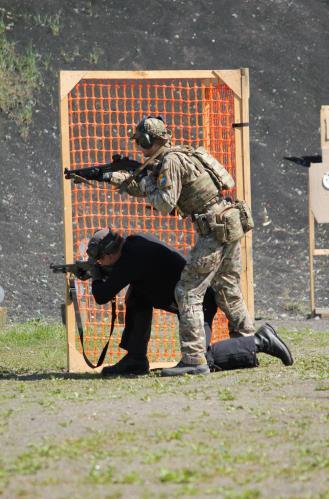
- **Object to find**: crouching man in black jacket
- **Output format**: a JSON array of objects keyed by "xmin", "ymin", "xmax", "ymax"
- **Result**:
[{"xmin": 84, "ymin": 228, "xmax": 293, "ymax": 376}]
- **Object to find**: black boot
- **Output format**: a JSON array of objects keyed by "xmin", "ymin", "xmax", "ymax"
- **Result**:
[
  {"xmin": 161, "ymin": 360, "xmax": 210, "ymax": 377},
  {"xmin": 101, "ymin": 354, "xmax": 150, "ymax": 376},
  {"xmin": 255, "ymin": 323, "xmax": 294, "ymax": 366}
]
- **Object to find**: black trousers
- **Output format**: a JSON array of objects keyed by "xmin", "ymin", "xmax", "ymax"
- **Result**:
[
  {"xmin": 119, "ymin": 287, "xmax": 154, "ymax": 357},
  {"xmin": 119, "ymin": 286, "xmax": 258, "ymax": 370},
  {"xmin": 206, "ymin": 336, "xmax": 258, "ymax": 371}
]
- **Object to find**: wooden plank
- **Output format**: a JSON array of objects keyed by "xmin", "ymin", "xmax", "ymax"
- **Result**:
[
  {"xmin": 233, "ymin": 95, "xmax": 244, "ymax": 200},
  {"xmin": 308, "ymin": 185, "xmax": 315, "ymax": 314},
  {"xmin": 321, "ymin": 105, "xmax": 329, "ymax": 164},
  {"xmin": 0, "ymin": 307, "xmax": 7, "ymax": 330},
  {"xmin": 201, "ymin": 81, "xmax": 211, "ymax": 150},
  {"xmin": 59, "ymin": 359, "xmax": 177, "ymax": 373},
  {"xmin": 83, "ymin": 70, "xmax": 237, "ymax": 80},
  {"xmin": 59, "ymin": 73, "xmax": 76, "ymax": 372},
  {"xmin": 60, "ymin": 70, "xmax": 87, "ymax": 99},
  {"xmin": 233, "ymin": 92, "xmax": 247, "ymax": 307},
  {"xmin": 315, "ymin": 308, "xmax": 329, "ymax": 318},
  {"xmin": 234, "ymin": 69, "xmax": 254, "ymax": 319},
  {"xmin": 240, "ymin": 69, "xmax": 254, "ymax": 319},
  {"xmin": 60, "ymin": 69, "xmax": 241, "ymax": 83},
  {"xmin": 309, "ymin": 162, "xmax": 329, "ymax": 223},
  {"xmin": 68, "ymin": 350, "xmax": 102, "ymax": 374},
  {"xmin": 212, "ymin": 70, "xmax": 242, "ymax": 98},
  {"xmin": 313, "ymin": 248, "xmax": 329, "ymax": 256}
]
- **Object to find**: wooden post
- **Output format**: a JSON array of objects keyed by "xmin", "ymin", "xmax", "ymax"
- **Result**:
[
  {"xmin": 308, "ymin": 183, "xmax": 315, "ymax": 316},
  {"xmin": 233, "ymin": 69, "xmax": 254, "ymax": 319},
  {"xmin": 308, "ymin": 107, "xmax": 329, "ymax": 318},
  {"xmin": 0, "ymin": 308, "xmax": 7, "ymax": 330},
  {"xmin": 59, "ymin": 72, "xmax": 76, "ymax": 371}
]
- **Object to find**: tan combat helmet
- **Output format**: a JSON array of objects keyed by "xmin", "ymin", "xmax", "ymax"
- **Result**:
[{"xmin": 131, "ymin": 116, "xmax": 171, "ymax": 149}]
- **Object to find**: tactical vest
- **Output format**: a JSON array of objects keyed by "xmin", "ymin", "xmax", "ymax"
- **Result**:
[
  {"xmin": 163, "ymin": 146, "xmax": 234, "ymax": 216},
  {"xmin": 192, "ymin": 147, "xmax": 235, "ymax": 191}
]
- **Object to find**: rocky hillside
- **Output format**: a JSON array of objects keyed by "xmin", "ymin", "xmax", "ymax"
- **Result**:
[{"xmin": 0, "ymin": 0, "xmax": 328, "ymax": 322}]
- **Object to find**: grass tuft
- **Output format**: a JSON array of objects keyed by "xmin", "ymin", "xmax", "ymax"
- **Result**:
[
  {"xmin": 0, "ymin": 320, "xmax": 66, "ymax": 373},
  {"xmin": 0, "ymin": 17, "xmax": 41, "ymax": 139}
]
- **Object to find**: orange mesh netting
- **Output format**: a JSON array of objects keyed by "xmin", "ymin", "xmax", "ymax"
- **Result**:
[{"xmin": 67, "ymin": 78, "xmax": 236, "ymax": 364}]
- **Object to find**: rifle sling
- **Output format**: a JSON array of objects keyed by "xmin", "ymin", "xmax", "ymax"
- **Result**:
[
  {"xmin": 121, "ymin": 145, "xmax": 166, "ymax": 189},
  {"xmin": 69, "ymin": 277, "xmax": 116, "ymax": 369}
]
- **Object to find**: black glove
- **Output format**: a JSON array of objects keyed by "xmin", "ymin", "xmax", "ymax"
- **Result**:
[{"xmin": 75, "ymin": 268, "xmax": 92, "ymax": 281}]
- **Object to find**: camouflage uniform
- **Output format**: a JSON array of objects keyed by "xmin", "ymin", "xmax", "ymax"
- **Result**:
[{"xmin": 110, "ymin": 144, "xmax": 254, "ymax": 366}]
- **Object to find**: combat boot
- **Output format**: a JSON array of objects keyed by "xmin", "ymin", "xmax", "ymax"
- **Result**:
[
  {"xmin": 255, "ymin": 323, "xmax": 294, "ymax": 366},
  {"xmin": 101, "ymin": 354, "xmax": 150, "ymax": 376},
  {"xmin": 161, "ymin": 360, "xmax": 210, "ymax": 377}
]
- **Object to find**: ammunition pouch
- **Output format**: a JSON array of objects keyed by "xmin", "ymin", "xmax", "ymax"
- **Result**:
[
  {"xmin": 194, "ymin": 201, "xmax": 254, "ymax": 243},
  {"xmin": 215, "ymin": 207, "xmax": 244, "ymax": 243},
  {"xmin": 235, "ymin": 200, "xmax": 254, "ymax": 233},
  {"xmin": 193, "ymin": 213, "xmax": 214, "ymax": 236}
]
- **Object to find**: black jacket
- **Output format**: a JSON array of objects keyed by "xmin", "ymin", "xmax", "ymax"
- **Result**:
[{"xmin": 92, "ymin": 233, "xmax": 216, "ymax": 314}]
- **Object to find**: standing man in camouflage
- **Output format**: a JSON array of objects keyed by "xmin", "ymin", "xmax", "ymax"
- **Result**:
[{"xmin": 104, "ymin": 116, "xmax": 255, "ymax": 376}]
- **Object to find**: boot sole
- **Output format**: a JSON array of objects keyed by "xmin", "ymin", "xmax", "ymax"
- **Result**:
[
  {"xmin": 265, "ymin": 323, "xmax": 294, "ymax": 366},
  {"xmin": 161, "ymin": 367, "xmax": 210, "ymax": 377}
]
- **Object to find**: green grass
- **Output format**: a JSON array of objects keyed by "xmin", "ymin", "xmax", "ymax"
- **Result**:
[
  {"xmin": 0, "ymin": 320, "xmax": 66, "ymax": 373},
  {"xmin": 31, "ymin": 12, "xmax": 62, "ymax": 36},
  {"xmin": 0, "ymin": 322, "xmax": 328, "ymax": 497},
  {"xmin": 0, "ymin": 17, "xmax": 41, "ymax": 139},
  {"xmin": 88, "ymin": 44, "xmax": 104, "ymax": 65}
]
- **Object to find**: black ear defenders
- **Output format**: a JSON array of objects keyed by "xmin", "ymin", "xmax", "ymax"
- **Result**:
[
  {"xmin": 87, "ymin": 229, "xmax": 120, "ymax": 260},
  {"xmin": 134, "ymin": 130, "xmax": 154, "ymax": 149},
  {"xmin": 100, "ymin": 230, "xmax": 120, "ymax": 255},
  {"xmin": 134, "ymin": 118, "xmax": 154, "ymax": 149},
  {"xmin": 134, "ymin": 116, "xmax": 165, "ymax": 149}
]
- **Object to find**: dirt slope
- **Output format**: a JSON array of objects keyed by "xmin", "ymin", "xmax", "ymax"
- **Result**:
[{"xmin": 0, "ymin": 0, "xmax": 328, "ymax": 321}]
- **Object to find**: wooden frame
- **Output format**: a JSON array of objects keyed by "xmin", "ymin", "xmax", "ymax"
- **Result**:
[
  {"xmin": 232, "ymin": 68, "xmax": 254, "ymax": 318},
  {"xmin": 308, "ymin": 198, "xmax": 329, "ymax": 318},
  {"xmin": 308, "ymin": 106, "xmax": 329, "ymax": 318},
  {"xmin": 59, "ymin": 69, "xmax": 254, "ymax": 372}
]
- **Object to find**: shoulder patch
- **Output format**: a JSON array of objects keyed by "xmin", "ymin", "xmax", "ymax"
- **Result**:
[{"xmin": 157, "ymin": 172, "xmax": 172, "ymax": 189}]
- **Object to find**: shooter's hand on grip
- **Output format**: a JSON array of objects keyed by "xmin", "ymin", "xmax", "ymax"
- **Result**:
[
  {"xmin": 102, "ymin": 170, "xmax": 132, "ymax": 187},
  {"xmin": 64, "ymin": 156, "xmax": 142, "ymax": 184},
  {"xmin": 50, "ymin": 261, "xmax": 93, "ymax": 280}
]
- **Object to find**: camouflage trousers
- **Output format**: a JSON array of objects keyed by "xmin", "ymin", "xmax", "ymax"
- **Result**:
[{"xmin": 174, "ymin": 233, "xmax": 254, "ymax": 365}]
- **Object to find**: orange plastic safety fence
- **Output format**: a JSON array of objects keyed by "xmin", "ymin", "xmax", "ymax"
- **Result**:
[{"xmin": 67, "ymin": 78, "xmax": 236, "ymax": 365}]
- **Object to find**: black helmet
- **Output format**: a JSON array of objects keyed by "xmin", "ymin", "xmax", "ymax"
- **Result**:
[{"xmin": 87, "ymin": 228, "xmax": 121, "ymax": 261}]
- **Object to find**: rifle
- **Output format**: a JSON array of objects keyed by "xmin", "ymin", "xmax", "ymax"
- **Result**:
[
  {"xmin": 50, "ymin": 261, "xmax": 93, "ymax": 279},
  {"xmin": 64, "ymin": 155, "xmax": 142, "ymax": 184}
]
